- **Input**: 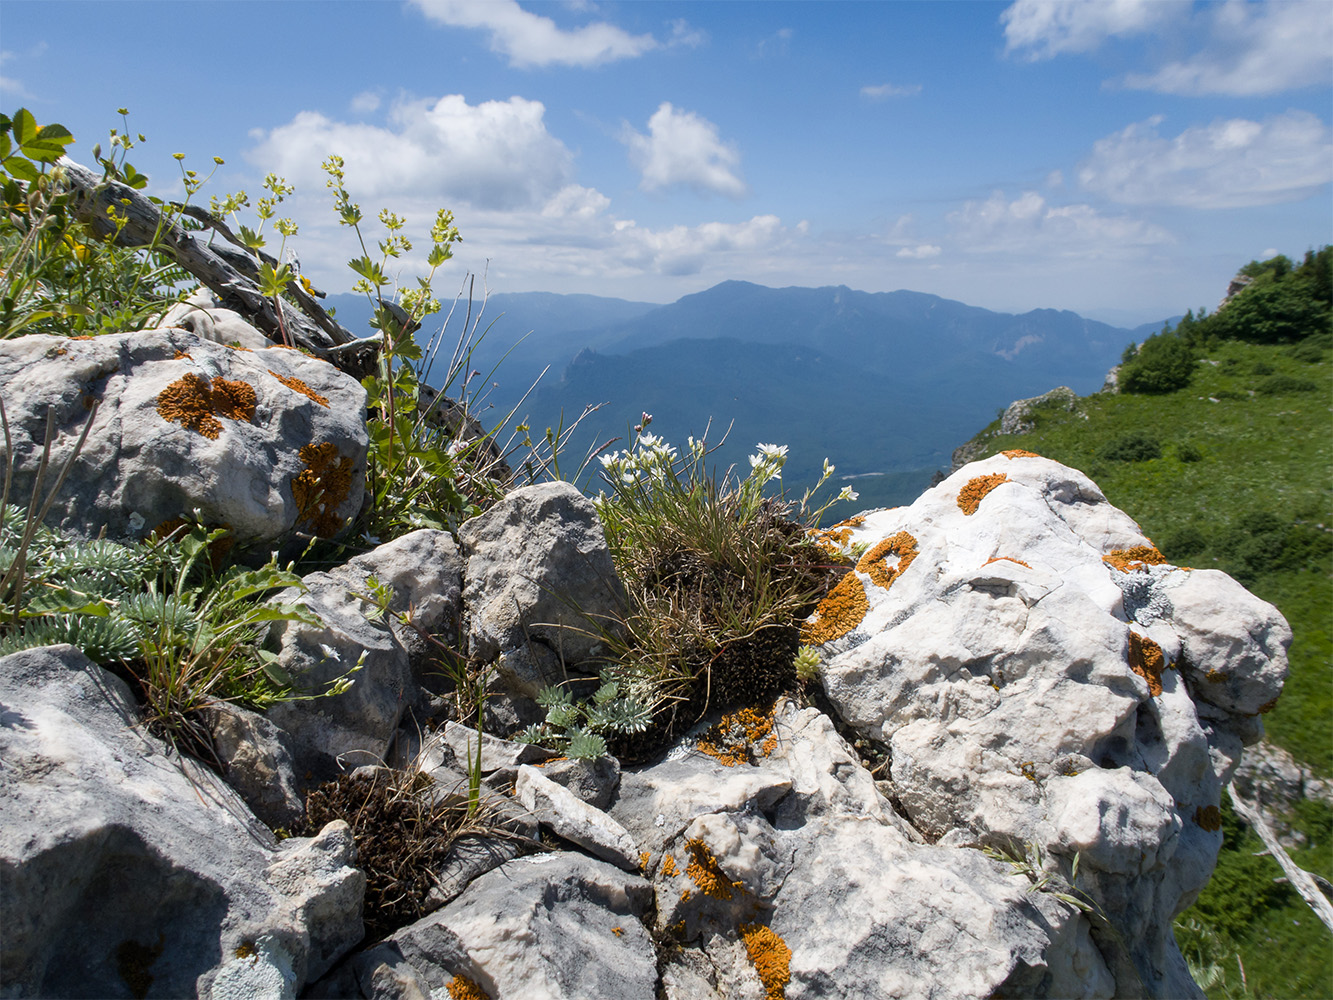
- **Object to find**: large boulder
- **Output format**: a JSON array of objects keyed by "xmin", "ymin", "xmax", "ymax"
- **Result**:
[
  {"xmin": 0, "ymin": 645, "xmax": 365, "ymax": 998},
  {"xmin": 266, "ymin": 529, "xmax": 464, "ymax": 783},
  {"xmin": 803, "ymin": 452, "xmax": 1290, "ymax": 998},
  {"xmin": 459, "ymin": 482, "xmax": 626, "ymax": 702},
  {"xmin": 0, "ymin": 329, "xmax": 366, "ymax": 545}
]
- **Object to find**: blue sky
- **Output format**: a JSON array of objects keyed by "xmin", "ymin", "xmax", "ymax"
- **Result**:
[{"xmin": 3, "ymin": 0, "xmax": 1330, "ymax": 325}]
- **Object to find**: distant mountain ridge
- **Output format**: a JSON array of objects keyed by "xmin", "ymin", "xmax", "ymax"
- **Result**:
[{"xmin": 326, "ymin": 281, "xmax": 1166, "ymax": 511}]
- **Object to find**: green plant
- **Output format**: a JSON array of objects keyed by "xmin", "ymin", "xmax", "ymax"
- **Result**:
[
  {"xmin": 1119, "ymin": 330, "xmax": 1195, "ymax": 394},
  {"xmin": 515, "ymin": 678, "xmax": 655, "ymax": 759},
  {"xmin": 1097, "ymin": 432, "xmax": 1161, "ymax": 463},
  {"xmin": 793, "ymin": 644, "xmax": 821, "ymax": 683},
  {"xmin": 590, "ymin": 427, "xmax": 836, "ymax": 749},
  {"xmin": 1, "ymin": 109, "xmax": 208, "ymax": 339}
]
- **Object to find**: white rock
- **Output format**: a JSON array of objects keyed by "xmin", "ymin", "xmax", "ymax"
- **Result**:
[{"xmin": 515, "ymin": 764, "xmax": 641, "ymax": 872}]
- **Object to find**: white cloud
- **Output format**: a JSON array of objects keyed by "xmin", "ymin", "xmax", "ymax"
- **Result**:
[
  {"xmin": 947, "ymin": 189, "xmax": 1172, "ymax": 255},
  {"xmin": 349, "ymin": 91, "xmax": 381, "ymax": 114},
  {"xmin": 896, "ymin": 244, "xmax": 941, "ymax": 259},
  {"xmin": 1001, "ymin": 0, "xmax": 1172, "ymax": 60},
  {"xmin": 1123, "ymin": 1, "xmax": 1333, "ymax": 96},
  {"xmin": 860, "ymin": 83, "xmax": 923, "ymax": 101},
  {"xmin": 623, "ymin": 103, "xmax": 747, "ymax": 198},
  {"xmin": 667, "ymin": 18, "xmax": 706, "ymax": 49},
  {"xmin": 755, "ymin": 27, "xmax": 793, "ymax": 58},
  {"xmin": 248, "ymin": 94, "xmax": 575, "ymax": 211},
  {"xmin": 410, "ymin": 0, "xmax": 657, "ymax": 67},
  {"xmin": 1078, "ymin": 111, "xmax": 1333, "ymax": 208}
]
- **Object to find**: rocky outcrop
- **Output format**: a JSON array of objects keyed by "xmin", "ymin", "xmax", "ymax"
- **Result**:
[
  {"xmin": 0, "ymin": 378, "xmax": 1294, "ymax": 1000},
  {"xmin": 0, "ymin": 645, "xmax": 365, "ymax": 999},
  {"xmin": 0, "ymin": 329, "xmax": 366, "ymax": 545},
  {"xmin": 803, "ymin": 452, "xmax": 1289, "ymax": 998}
]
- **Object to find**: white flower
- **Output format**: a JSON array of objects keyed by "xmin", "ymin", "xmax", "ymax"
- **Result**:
[
  {"xmin": 837, "ymin": 486, "xmax": 860, "ymax": 502},
  {"xmin": 598, "ymin": 451, "xmax": 623, "ymax": 469},
  {"xmin": 755, "ymin": 443, "xmax": 788, "ymax": 463},
  {"xmin": 823, "ymin": 458, "xmax": 835, "ymax": 477}
]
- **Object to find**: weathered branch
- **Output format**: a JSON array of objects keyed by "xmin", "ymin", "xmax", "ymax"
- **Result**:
[
  {"xmin": 1228, "ymin": 785, "xmax": 1333, "ymax": 934},
  {"xmin": 57, "ymin": 160, "xmax": 380, "ymax": 376}
]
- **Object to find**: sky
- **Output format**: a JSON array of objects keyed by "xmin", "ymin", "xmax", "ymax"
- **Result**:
[{"xmin": 2, "ymin": 0, "xmax": 1331, "ymax": 327}]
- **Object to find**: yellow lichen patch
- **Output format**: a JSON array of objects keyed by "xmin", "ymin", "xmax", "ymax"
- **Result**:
[
  {"xmin": 1102, "ymin": 546, "xmax": 1167, "ymax": 572},
  {"xmin": 984, "ymin": 556, "xmax": 1031, "ymax": 569},
  {"xmin": 1194, "ymin": 805, "xmax": 1222, "ymax": 832},
  {"xmin": 1002, "ymin": 449, "xmax": 1040, "ymax": 459},
  {"xmin": 697, "ymin": 704, "xmax": 779, "ymax": 767},
  {"xmin": 611, "ymin": 926, "xmax": 623, "ymax": 937},
  {"xmin": 173, "ymin": 350, "xmax": 192, "ymax": 361},
  {"xmin": 268, "ymin": 369, "xmax": 329, "ymax": 407},
  {"xmin": 685, "ymin": 839, "xmax": 735, "ymax": 900},
  {"xmin": 740, "ymin": 924, "xmax": 792, "ymax": 1000},
  {"xmin": 233, "ymin": 941, "xmax": 255, "ymax": 960},
  {"xmin": 661, "ymin": 855, "xmax": 678, "ymax": 878},
  {"xmin": 800, "ymin": 572, "xmax": 869, "ymax": 645},
  {"xmin": 291, "ymin": 442, "xmax": 355, "ymax": 537},
  {"xmin": 156, "ymin": 372, "xmax": 256, "ymax": 440},
  {"xmin": 1205, "ymin": 668, "xmax": 1227, "ymax": 683},
  {"xmin": 639, "ymin": 851, "xmax": 652, "ymax": 873},
  {"xmin": 226, "ymin": 344, "xmax": 253, "ymax": 352},
  {"xmin": 446, "ymin": 975, "xmax": 490, "ymax": 1000},
  {"xmin": 1127, "ymin": 631, "xmax": 1166, "ymax": 697},
  {"xmin": 857, "ymin": 531, "xmax": 918, "ymax": 591},
  {"xmin": 957, "ymin": 473, "xmax": 1009, "ymax": 515}
]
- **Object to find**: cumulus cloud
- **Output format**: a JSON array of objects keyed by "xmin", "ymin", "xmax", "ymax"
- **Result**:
[
  {"xmin": 947, "ymin": 190, "xmax": 1172, "ymax": 255},
  {"xmin": 1001, "ymin": 0, "xmax": 1172, "ymax": 59},
  {"xmin": 1078, "ymin": 111, "xmax": 1333, "ymax": 208},
  {"xmin": 1123, "ymin": 1, "xmax": 1333, "ymax": 96},
  {"xmin": 248, "ymin": 94, "xmax": 575, "ymax": 211},
  {"xmin": 860, "ymin": 83, "xmax": 923, "ymax": 100},
  {"xmin": 623, "ymin": 103, "xmax": 747, "ymax": 198},
  {"xmin": 410, "ymin": 0, "xmax": 657, "ymax": 67}
]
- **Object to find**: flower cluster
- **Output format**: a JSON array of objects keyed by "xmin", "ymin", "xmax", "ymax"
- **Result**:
[{"xmin": 597, "ymin": 433, "xmax": 679, "ymax": 486}]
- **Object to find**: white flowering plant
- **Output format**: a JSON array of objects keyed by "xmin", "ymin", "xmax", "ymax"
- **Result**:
[{"xmin": 588, "ymin": 419, "xmax": 843, "ymax": 748}]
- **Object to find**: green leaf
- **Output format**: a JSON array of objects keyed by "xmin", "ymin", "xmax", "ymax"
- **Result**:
[
  {"xmin": 22, "ymin": 122, "xmax": 75, "ymax": 164},
  {"xmin": 4, "ymin": 156, "xmax": 40, "ymax": 183},
  {"xmin": 11, "ymin": 109, "xmax": 37, "ymax": 146}
]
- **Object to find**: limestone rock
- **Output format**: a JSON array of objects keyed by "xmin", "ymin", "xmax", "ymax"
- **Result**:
[
  {"xmin": 379, "ymin": 852, "xmax": 657, "ymax": 1000},
  {"xmin": 998, "ymin": 385, "xmax": 1076, "ymax": 435},
  {"xmin": 0, "ymin": 329, "xmax": 366, "ymax": 544},
  {"xmin": 155, "ymin": 287, "xmax": 275, "ymax": 351},
  {"xmin": 803, "ymin": 453, "xmax": 1290, "ymax": 998},
  {"xmin": 610, "ymin": 699, "xmax": 1112, "ymax": 1000},
  {"xmin": 537, "ymin": 754, "xmax": 621, "ymax": 810},
  {"xmin": 515, "ymin": 764, "xmax": 641, "ymax": 871},
  {"xmin": 0, "ymin": 645, "xmax": 364, "ymax": 999},
  {"xmin": 266, "ymin": 530, "xmax": 464, "ymax": 782},
  {"xmin": 204, "ymin": 700, "xmax": 304, "ymax": 829},
  {"xmin": 459, "ymin": 482, "xmax": 626, "ymax": 698}
]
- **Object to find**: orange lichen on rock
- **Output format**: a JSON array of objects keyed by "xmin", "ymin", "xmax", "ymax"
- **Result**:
[
  {"xmin": 807, "ymin": 515, "xmax": 865, "ymax": 560},
  {"xmin": 1002, "ymin": 449, "xmax": 1040, "ymax": 459},
  {"xmin": 291, "ymin": 442, "xmax": 355, "ymax": 537},
  {"xmin": 800, "ymin": 571, "xmax": 869, "ymax": 645},
  {"xmin": 1102, "ymin": 546, "xmax": 1167, "ymax": 572},
  {"xmin": 173, "ymin": 350, "xmax": 192, "ymax": 361},
  {"xmin": 639, "ymin": 851, "xmax": 652, "ymax": 873},
  {"xmin": 685, "ymin": 839, "xmax": 736, "ymax": 900},
  {"xmin": 661, "ymin": 855, "xmax": 678, "ymax": 878},
  {"xmin": 268, "ymin": 370, "xmax": 329, "ymax": 407},
  {"xmin": 156, "ymin": 372, "xmax": 256, "ymax": 439},
  {"xmin": 741, "ymin": 924, "xmax": 792, "ymax": 1000},
  {"xmin": 984, "ymin": 556, "xmax": 1031, "ymax": 569},
  {"xmin": 957, "ymin": 473, "xmax": 1008, "ymax": 515},
  {"xmin": 611, "ymin": 927, "xmax": 623, "ymax": 937},
  {"xmin": 857, "ymin": 531, "xmax": 918, "ymax": 591},
  {"xmin": 446, "ymin": 975, "xmax": 490, "ymax": 1000},
  {"xmin": 697, "ymin": 705, "xmax": 779, "ymax": 767},
  {"xmin": 1127, "ymin": 631, "xmax": 1166, "ymax": 697},
  {"xmin": 1194, "ymin": 805, "xmax": 1222, "ymax": 832}
]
